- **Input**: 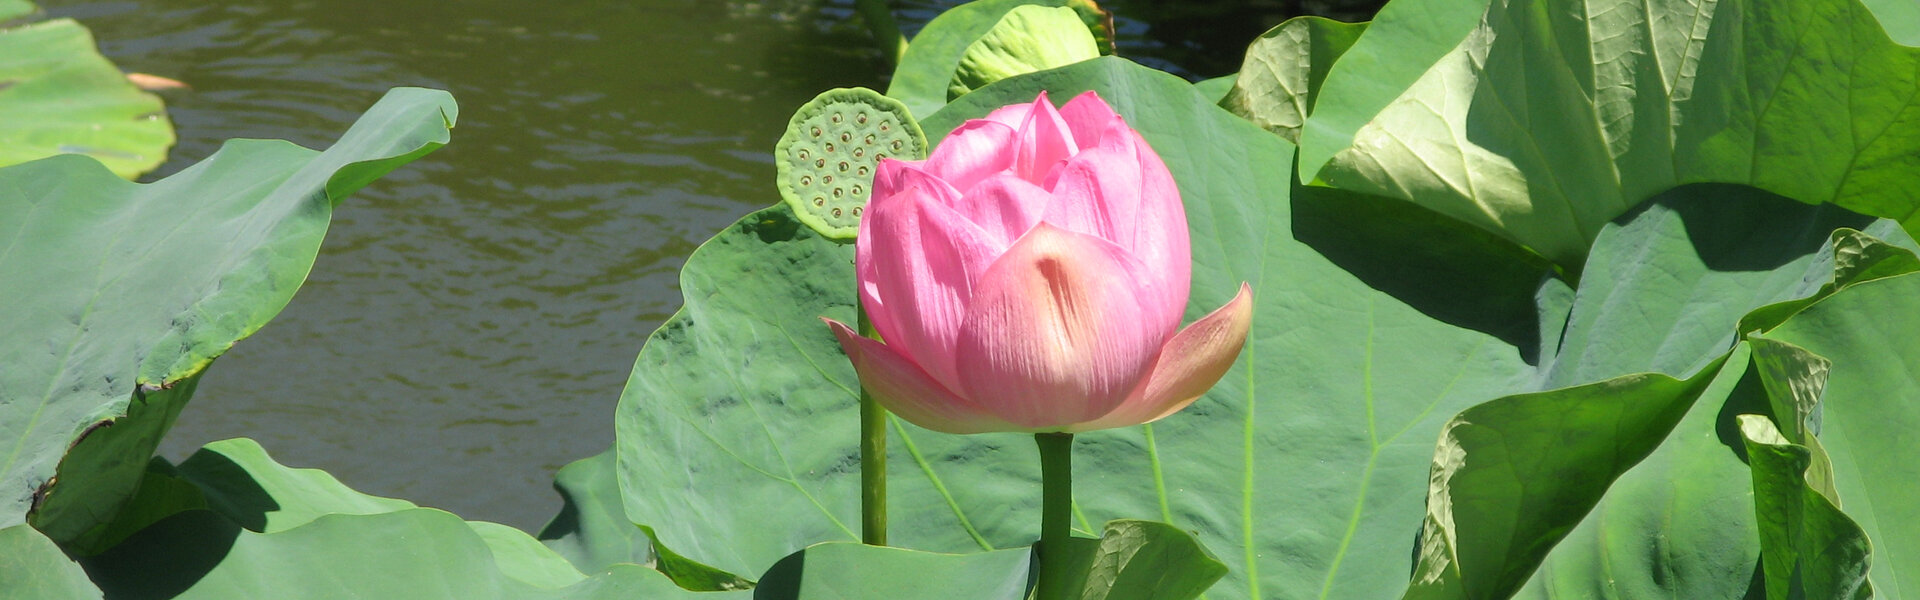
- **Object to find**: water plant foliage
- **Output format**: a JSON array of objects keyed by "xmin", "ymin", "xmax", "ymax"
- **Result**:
[
  {"xmin": 7, "ymin": 0, "xmax": 1920, "ymax": 597},
  {"xmin": 0, "ymin": 1, "xmax": 174, "ymax": 178}
]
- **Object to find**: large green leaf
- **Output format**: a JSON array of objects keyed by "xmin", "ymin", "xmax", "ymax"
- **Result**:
[
  {"xmin": 74, "ymin": 438, "xmax": 735, "ymax": 599},
  {"xmin": 756, "ymin": 543, "xmax": 1033, "ymax": 600},
  {"xmin": 1739, "ymin": 414, "xmax": 1872, "ymax": 600},
  {"xmin": 0, "ymin": 524, "xmax": 101, "ymax": 599},
  {"xmin": 616, "ymin": 56, "xmax": 1556, "ymax": 599},
  {"xmin": 0, "ymin": 87, "xmax": 456, "ymax": 533},
  {"xmin": 1220, "ymin": 16, "xmax": 1366, "ymax": 144},
  {"xmin": 1, "ymin": 0, "xmax": 34, "ymax": 21},
  {"xmin": 1407, "ymin": 193, "xmax": 1920, "ymax": 600},
  {"xmin": 1056, "ymin": 520, "xmax": 1228, "ymax": 600},
  {"xmin": 1285, "ymin": 0, "xmax": 1920, "ymax": 267},
  {"xmin": 947, "ymin": 5, "xmax": 1100, "ymax": 100},
  {"xmin": 1288, "ymin": 0, "xmax": 1484, "ymax": 177},
  {"xmin": 611, "ymin": 203, "xmax": 859, "ymax": 573},
  {"xmin": 886, "ymin": 0, "xmax": 1080, "ymax": 118},
  {"xmin": 1503, "ymin": 352, "xmax": 1763, "ymax": 600},
  {"xmin": 1535, "ymin": 187, "xmax": 1910, "ymax": 387},
  {"xmin": 1758, "ymin": 272, "xmax": 1920, "ymax": 598},
  {"xmin": 876, "ymin": 62, "xmax": 1920, "ymax": 600},
  {"xmin": 541, "ymin": 452, "xmax": 756, "ymax": 593},
  {"xmin": 615, "ymin": 51, "xmax": 1920, "ymax": 600},
  {"xmin": 920, "ymin": 58, "xmax": 1554, "ymax": 600},
  {"xmin": 755, "ymin": 520, "xmax": 1223, "ymax": 600},
  {"xmin": 168, "ymin": 438, "xmax": 417, "ymax": 533},
  {"xmin": 83, "ymin": 509, "xmax": 703, "ymax": 600},
  {"xmin": 539, "ymin": 447, "xmax": 654, "ymax": 573},
  {"xmin": 1860, "ymin": 0, "xmax": 1920, "ymax": 44},
  {"xmin": 0, "ymin": 7, "xmax": 174, "ymax": 178},
  {"xmin": 1405, "ymin": 353, "xmax": 1739, "ymax": 600}
]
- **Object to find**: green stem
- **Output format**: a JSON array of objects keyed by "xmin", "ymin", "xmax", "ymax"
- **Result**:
[
  {"xmin": 857, "ymin": 303, "xmax": 888, "ymax": 546},
  {"xmin": 1035, "ymin": 432, "xmax": 1074, "ymax": 598}
]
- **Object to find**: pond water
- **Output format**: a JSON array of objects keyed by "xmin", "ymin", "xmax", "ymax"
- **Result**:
[{"xmin": 41, "ymin": 0, "xmax": 1283, "ymax": 532}]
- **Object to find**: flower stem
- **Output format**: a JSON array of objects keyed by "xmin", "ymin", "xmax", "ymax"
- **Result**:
[
  {"xmin": 1035, "ymin": 432, "xmax": 1074, "ymax": 598},
  {"xmin": 856, "ymin": 303, "xmax": 887, "ymax": 546}
]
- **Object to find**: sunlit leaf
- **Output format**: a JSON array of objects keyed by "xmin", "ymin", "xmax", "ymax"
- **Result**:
[
  {"xmin": 0, "ymin": 88, "xmax": 455, "ymax": 536},
  {"xmin": 0, "ymin": 5, "xmax": 173, "ymax": 177}
]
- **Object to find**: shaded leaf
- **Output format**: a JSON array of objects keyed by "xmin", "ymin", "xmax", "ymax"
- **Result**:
[
  {"xmin": 1221, "ymin": 17, "xmax": 1367, "ymax": 143},
  {"xmin": 30, "ymin": 370, "xmax": 201, "ymax": 554},
  {"xmin": 1296, "ymin": 0, "xmax": 1920, "ymax": 267},
  {"xmin": 1758, "ymin": 271, "xmax": 1920, "ymax": 597},
  {"xmin": 1747, "ymin": 337, "xmax": 1839, "ymax": 501},
  {"xmin": 77, "ymin": 438, "xmax": 733, "ymax": 598},
  {"xmin": 755, "ymin": 519, "xmax": 1220, "ymax": 600},
  {"xmin": 1416, "ymin": 191, "xmax": 1919, "ymax": 599},
  {"xmin": 82, "ymin": 509, "xmax": 707, "ymax": 600},
  {"xmin": 641, "ymin": 524, "xmax": 757, "ymax": 592},
  {"xmin": 756, "ymin": 543, "xmax": 1032, "ymax": 600},
  {"xmin": 1074, "ymin": 520, "xmax": 1227, "ymax": 600},
  {"xmin": 1446, "ymin": 190, "xmax": 1913, "ymax": 599},
  {"xmin": 539, "ymin": 446, "xmax": 655, "ymax": 573},
  {"xmin": 1404, "ymin": 353, "xmax": 1737, "ymax": 600},
  {"xmin": 1737, "ymin": 229, "xmax": 1920, "ymax": 335},
  {"xmin": 1739, "ymin": 415, "xmax": 1872, "ymax": 600},
  {"xmin": 171, "ymin": 438, "xmax": 417, "ymax": 534}
]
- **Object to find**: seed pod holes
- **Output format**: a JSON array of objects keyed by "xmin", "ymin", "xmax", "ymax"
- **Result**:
[{"xmin": 774, "ymin": 87, "xmax": 929, "ymax": 240}]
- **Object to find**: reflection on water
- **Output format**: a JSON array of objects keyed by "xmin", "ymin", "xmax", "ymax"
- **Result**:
[{"xmin": 40, "ymin": 0, "xmax": 1283, "ymax": 531}]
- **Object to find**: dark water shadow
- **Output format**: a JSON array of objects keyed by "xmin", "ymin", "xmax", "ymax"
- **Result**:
[{"xmin": 1291, "ymin": 182, "xmax": 1561, "ymax": 364}]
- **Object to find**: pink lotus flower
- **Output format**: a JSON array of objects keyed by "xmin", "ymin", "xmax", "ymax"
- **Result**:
[{"xmin": 824, "ymin": 91, "xmax": 1253, "ymax": 434}]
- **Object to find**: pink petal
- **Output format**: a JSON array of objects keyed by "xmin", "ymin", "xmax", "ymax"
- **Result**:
[
  {"xmin": 1041, "ymin": 142, "xmax": 1140, "ymax": 240},
  {"xmin": 924, "ymin": 120, "xmax": 1018, "ymax": 196},
  {"xmin": 1057, "ymin": 91, "xmax": 1122, "ymax": 151},
  {"xmin": 1126, "ymin": 126, "xmax": 1191, "ymax": 326},
  {"xmin": 826, "ymin": 319, "xmax": 1011, "ymax": 434},
  {"xmin": 861, "ymin": 159, "xmax": 959, "ymax": 350},
  {"xmin": 952, "ymin": 224, "xmax": 1166, "ymax": 431},
  {"xmin": 978, "ymin": 92, "xmax": 1079, "ymax": 184},
  {"xmin": 954, "ymin": 172, "xmax": 1050, "ymax": 249},
  {"xmin": 857, "ymin": 185, "xmax": 1003, "ymax": 390},
  {"xmin": 1041, "ymin": 124, "xmax": 1190, "ymax": 334},
  {"xmin": 870, "ymin": 159, "xmax": 959, "ymax": 212},
  {"xmin": 1010, "ymin": 93, "xmax": 1079, "ymax": 184},
  {"xmin": 1074, "ymin": 283, "xmax": 1253, "ymax": 432},
  {"xmin": 982, "ymin": 94, "xmax": 1037, "ymax": 129}
]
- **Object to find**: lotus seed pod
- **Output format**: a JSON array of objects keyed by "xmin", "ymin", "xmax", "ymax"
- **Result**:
[{"xmin": 776, "ymin": 87, "xmax": 928, "ymax": 241}]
